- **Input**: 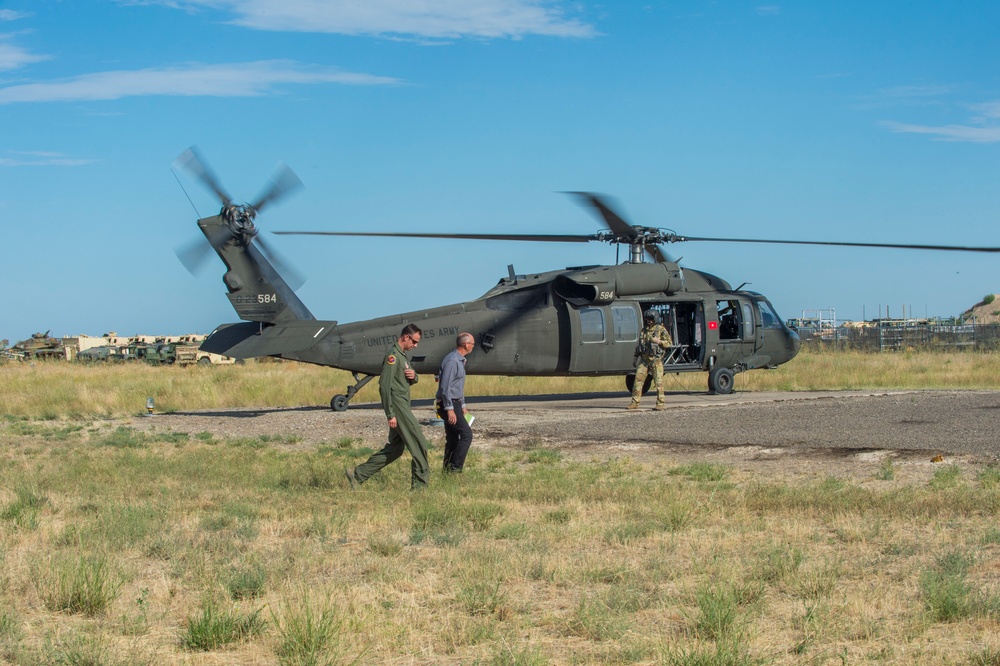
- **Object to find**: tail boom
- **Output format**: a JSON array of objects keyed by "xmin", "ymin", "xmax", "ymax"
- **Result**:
[{"xmin": 200, "ymin": 215, "xmax": 314, "ymax": 324}]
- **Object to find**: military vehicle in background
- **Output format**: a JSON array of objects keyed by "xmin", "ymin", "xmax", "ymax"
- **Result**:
[
  {"xmin": 125, "ymin": 339, "xmax": 235, "ymax": 365},
  {"xmin": 76, "ymin": 345, "xmax": 130, "ymax": 362},
  {"xmin": 4, "ymin": 331, "xmax": 235, "ymax": 364},
  {"xmin": 8, "ymin": 331, "xmax": 67, "ymax": 360}
]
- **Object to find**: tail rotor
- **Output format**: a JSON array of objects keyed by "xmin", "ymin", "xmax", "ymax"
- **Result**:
[{"xmin": 172, "ymin": 146, "xmax": 305, "ymax": 288}]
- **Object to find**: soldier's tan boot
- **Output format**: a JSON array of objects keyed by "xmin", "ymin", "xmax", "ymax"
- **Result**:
[
  {"xmin": 653, "ymin": 402, "xmax": 666, "ymax": 411},
  {"xmin": 626, "ymin": 401, "xmax": 641, "ymax": 410}
]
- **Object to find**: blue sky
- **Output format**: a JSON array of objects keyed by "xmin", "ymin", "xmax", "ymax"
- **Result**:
[{"xmin": 2, "ymin": 1, "xmax": 999, "ymax": 342}]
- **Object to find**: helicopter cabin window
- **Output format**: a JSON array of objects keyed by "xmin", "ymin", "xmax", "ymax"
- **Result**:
[
  {"xmin": 611, "ymin": 306, "xmax": 638, "ymax": 342},
  {"xmin": 716, "ymin": 300, "xmax": 742, "ymax": 340},
  {"xmin": 758, "ymin": 301, "xmax": 783, "ymax": 329},
  {"xmin": 579, "ymin": 307, "xmax": 605, "ymax": 343}
]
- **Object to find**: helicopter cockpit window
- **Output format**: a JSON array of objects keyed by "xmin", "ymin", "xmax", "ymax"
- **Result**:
[
  {"xmin": 757, "ymin": 300, "xmax": 783, "ymax": 329},
  {"xmin": 579, "ymin": 307, "xmax": 606, "ymax": 343},
  {"xmin": 716, "ymin": 300, "xmax": 741, "ymax": 340},
  {"xmin": 611, "ymin": 306, "xmax": 638, "ymax": 342},
  {"xmin": 742, "ymin": 303, "xmax": 755, "ymax": 339}
]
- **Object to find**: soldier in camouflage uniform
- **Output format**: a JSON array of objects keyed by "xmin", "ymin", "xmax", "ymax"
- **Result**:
[
  {"xmin": 628, "ymin": 310, "xmax": 672, "ymax": 411},
  {"xmin": 346, "ymin": 324, "xmax": 431, "ymax": 490}
]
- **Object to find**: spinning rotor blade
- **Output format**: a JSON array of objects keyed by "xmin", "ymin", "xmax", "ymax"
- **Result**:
[
  {"xmin": 176, "ymin": 237, "xmax": 214, "ymax": 275},
  {"xmin": 569, "ymin": 191, "xmax": 676, "ymax": 262},
  {"xmin": 251, "ymin": 162, "xmax": 303, "ymax": 214},
  {"xmin": 175, "ymin": 224, "xmax": 237, "ymax": 275},
  {"xmin": 274, "ymin": 230, "xmax": 596, "ymax": 243},
  {"xmin": 174, "ymin": 146, "xmax": 232, "ymax": 206},
  {"xmin": 255, "ymin": 235, "xmax": 305, "ymax": 290},
  {"xmin": 568, "ymin": 192, "xmax": 637, "ymax": 240},
  {"xmin": 672, "ymin": 235, "xmax": 1000, "ymax": 253},
  {"xmin": 174, "ymin": 238, "xmax": 212, "ymax": 275},
  {"xmin": 173, "ymin": 148, "xmax": 306, "ymax": 289},
  {"xmin": 645, "ymin": 244, "xmax": 670, "ymax": 263}
]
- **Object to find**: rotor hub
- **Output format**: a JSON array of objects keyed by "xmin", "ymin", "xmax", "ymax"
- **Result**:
[{"xmin": 221, "ymin": 203, "xmax": 259, "ymax": 242}]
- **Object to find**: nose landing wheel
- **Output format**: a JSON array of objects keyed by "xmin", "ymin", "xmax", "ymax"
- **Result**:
[{"xmin": 708, "ymin": 366, "xmax": 734, "ymax": 395}]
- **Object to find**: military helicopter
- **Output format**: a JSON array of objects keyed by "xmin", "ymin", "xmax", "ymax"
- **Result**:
[{"xmin": 174, "ymin": 149, "xmax": 1000, "ymax": 411}]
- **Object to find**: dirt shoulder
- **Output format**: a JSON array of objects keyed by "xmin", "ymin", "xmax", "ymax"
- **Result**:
[{"xmin": 127, "ymin": 389, "xmax": 1000, "ymax": 487}]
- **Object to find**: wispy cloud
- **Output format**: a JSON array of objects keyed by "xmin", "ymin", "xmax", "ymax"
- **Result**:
[
  {"xmin": 0, "ymin": 35, "xmax": 51, "ymax": 72},
  {"xmin": 879, "ymin": 84, "xmax": 955, "ymax": 100},
  {"xmin": 755, "ymin": 6, "xmax": 780, "ymax": 16},
  {"xmin": 874, "ymin": 88, "xmax": 1000, "ymax": 143},
  {"xmin": 0, "ymin": 151, "xmax": 95, "ymax": 167},
  {"xmin": 0, "ymin": 10, "xmax": 33, "ymax": 21},
  {"xmin": 0, "ymin": 60, "xmax": 400, "ymax": 104},
  {"xmin": 969, "ymin": 100, "xmax": 1000, "ymax": 121},
  {"xmin": 137, "ymin": 0, "xmax": 596, "ymax": 39},
  {"xmin": 883, "ymin": 120, "xmax": 1000, "ymax": 143}
]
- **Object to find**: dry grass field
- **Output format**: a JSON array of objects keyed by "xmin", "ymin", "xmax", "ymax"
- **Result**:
[
  {"xmin": 1, "ymin": 350, "xmax": 999, "ymax": 664},
  {"xmin": 2, "ymin": 348, "xmax": 999, "ymax": 419}
]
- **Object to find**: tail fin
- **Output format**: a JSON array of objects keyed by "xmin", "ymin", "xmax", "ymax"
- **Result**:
[{"xmin": 199, "ymin": 214, "xmax": 315, "ymax": 324}]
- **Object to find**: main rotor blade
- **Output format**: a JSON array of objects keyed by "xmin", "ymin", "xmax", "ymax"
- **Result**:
[
  {"xmin": 274, "ymin": 230, "xmax": 596, "ymax": 243},
  {"xmin": 646, "ymin": 244, "xmax": 670, "ymax": 263},
  {"xmin": 173, "ymin": 146, "xmax": 232, "ymax": 206},
  {"xmin": 675, "ymin": 236, "xmax": 1000, "ymax": 253},
  {"xmin": 568, "ymin": 192, "xmax": 637, "ymax": 239},
  {"xmin": 251, "ymin": 162, "xmax": 303, "ymax": 214},
  {"xmin": 569, "ymin": 192, "xmax": 677, "ymax": 262}
]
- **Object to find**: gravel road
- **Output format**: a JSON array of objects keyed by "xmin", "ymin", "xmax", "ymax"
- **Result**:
[{"xmin": 131, "ymin": 389, "xmax": 1000, "ymax": 482}]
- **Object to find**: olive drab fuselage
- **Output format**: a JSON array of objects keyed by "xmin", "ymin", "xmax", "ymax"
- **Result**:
[{"xmin": 196, "ymin": 212, "xmax": 801, "ymax": 405}]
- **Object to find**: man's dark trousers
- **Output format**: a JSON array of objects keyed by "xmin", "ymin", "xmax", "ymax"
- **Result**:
[{"xmin": 441, "ymin": 398, "xmax": 472, "ymax": 472}]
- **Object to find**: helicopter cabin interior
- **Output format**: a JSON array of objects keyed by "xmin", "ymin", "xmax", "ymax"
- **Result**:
[{"xmin": 642, "ymin": 301, "xmax": 704, "ymax": 365}]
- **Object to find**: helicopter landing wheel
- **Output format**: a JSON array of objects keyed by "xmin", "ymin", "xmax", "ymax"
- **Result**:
[
  {"xmin": 708, "ymin": 367, "xmax": 735, "ymax": 395},
  {"xmin": 331, "ymin": 395, "xmax": 349, "ymax": 412},
  {"xmin": 624, "ymin": 374, "xmax": 654, "ymax": 395}
]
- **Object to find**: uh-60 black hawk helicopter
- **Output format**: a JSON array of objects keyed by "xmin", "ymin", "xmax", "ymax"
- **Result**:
[{"xmin": 174, "ymin": 148, "xmax": 1000, "ymax": 411}]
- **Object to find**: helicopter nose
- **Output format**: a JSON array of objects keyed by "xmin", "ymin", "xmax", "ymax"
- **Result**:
[{"xmin": 788, "ymin": 329, "xmax": 801, "ymax": 357}]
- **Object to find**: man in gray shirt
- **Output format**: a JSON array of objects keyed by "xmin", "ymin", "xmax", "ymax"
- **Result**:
[{"xmin": 436, "ymin": 332, "xmax": 475, "ymax": 473}]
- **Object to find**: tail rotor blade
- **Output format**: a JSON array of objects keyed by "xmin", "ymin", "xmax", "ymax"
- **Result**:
[
  {"xmin": 176, "ymin": 223, "xmax": 236, "ymax": 275},
  {"xmin": 176, "ymin": 237, "xmax": 213, "ymax": 275},
  {"xmin": 251, "ymin": 162, "xmax": 303, "ymax": 214},
  {"xmin": 256, "ymin": 235, "xmax": 305, "ymax": 291},
  {"xmin": 173, "ymin": 146, "xmax": 233, "ymax": 206}
]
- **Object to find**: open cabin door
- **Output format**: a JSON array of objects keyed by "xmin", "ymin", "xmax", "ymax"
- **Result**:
[{"xmin": 641, "ymin": 301, "xmax": 705, "ymax": 368}]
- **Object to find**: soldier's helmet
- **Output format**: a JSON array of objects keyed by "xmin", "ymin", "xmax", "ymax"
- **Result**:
[{"xmin": 643, "ymin": 310, "xmax": 660, "ymax": 324}]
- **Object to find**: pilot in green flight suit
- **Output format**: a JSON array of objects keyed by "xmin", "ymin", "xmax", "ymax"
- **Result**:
[
  {"xmin": 628, "ymin": 310, "xmax": 672, "ymax": 411},
  {"xmin": 346, "ymin": 324, "xmax": 431, "ymax": 490}
]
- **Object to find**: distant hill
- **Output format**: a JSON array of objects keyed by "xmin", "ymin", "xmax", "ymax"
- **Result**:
[{"xmin": 963, "ymin": 294, "xmax": 1000, "ymax": 324}]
